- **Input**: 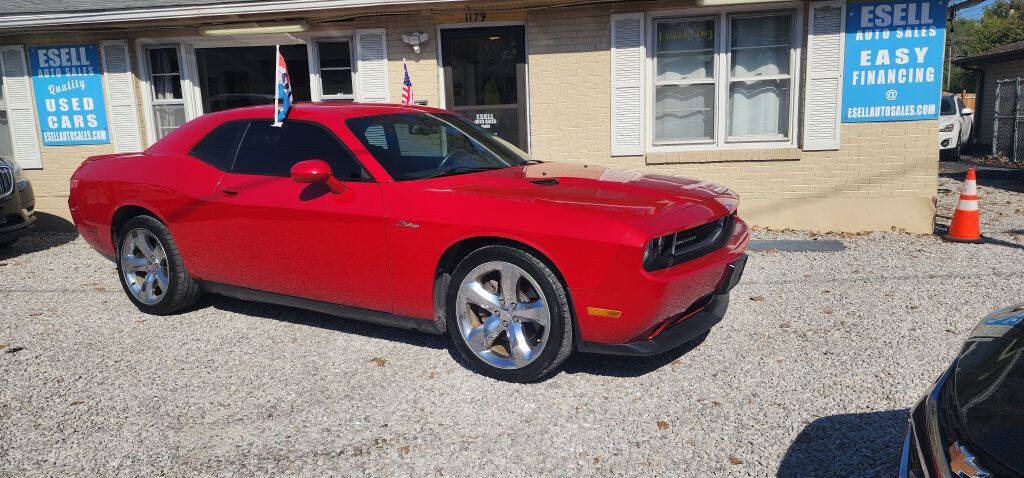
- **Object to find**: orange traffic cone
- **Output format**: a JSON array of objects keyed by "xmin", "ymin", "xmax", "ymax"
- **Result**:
[{"xmin": 943, "ymin": 168, "xmax": 983, "ymax": 243}]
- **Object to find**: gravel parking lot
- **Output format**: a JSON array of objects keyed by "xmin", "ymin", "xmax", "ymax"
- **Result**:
[{"xmin": 2, "ymin": 168, "xmax": 1022, "ymax": 477}]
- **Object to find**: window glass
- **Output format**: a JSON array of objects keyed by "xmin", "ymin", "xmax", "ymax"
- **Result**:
[
  {"xmin": 363, "ymin": 125, "xmax": 389, "ymax": 150},
  {"xmin": 148, "ymin": 48, "xmax": 183, "ymax": 101},
  {"xmin": 147, "ymin": 47, "xmax": 186, "ymax": 140},
  {"xmin": 654, "ymin": 18, "xmax": 717, "ymax": 144},
  {"xmin": 727, "ymin": 14, "xmax": 792, "ymax": 141},
  {"xmin": 316, "ymin": 41, "xmax": 354, "ymax": 98},
  {"xmin": 651, "ymin": 12, "xmax": 795, "ymax": 146},
  {"xmin": 655, "ymin": 84, "xmax": 715, "ymax": 142},
  {"xmin": 729, "ymin": 80, "xmax": 790, "ymax": 138},
  {"xmin": 197, "ymin": 45, "xmax": 311, "ymax": 113},
  {"xmin": 190, "ymin": 122, "xmax": 247, "ymax": 170},
  {"xmin": 346, "ymin": 113, "xmax": 528, "ymax": 181},
  {"xmin": 730, "ymin": 15, "xmax": 790, "ymax": 77},
  {"xmin": 956, "ymin": 97, "xmax": 966, "ymax": 112},
  {"xmin": 941, "ymin": 97, "xmax": 957, "ymax": 115},
  {"xmin": 655, "ymin": 19, "xmax": 715, "ymax": 81},
  {"xmin": 233, "ymin": 121, "xmax": 369, "ymax": 181}
]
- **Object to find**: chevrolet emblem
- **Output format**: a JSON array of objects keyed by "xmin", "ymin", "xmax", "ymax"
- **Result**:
[{"xmin": 949, "ymin": 442, "xmax": 991, "ymax": 478}]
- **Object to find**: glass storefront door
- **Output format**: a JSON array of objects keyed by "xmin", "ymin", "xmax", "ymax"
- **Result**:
[
  {"xmin": 441, "ymin": 26, "xmax": 528, "ymax": 152},
  {"xmin": 196, "ymin": 44, "xmax": 311, "ymax": 113}
]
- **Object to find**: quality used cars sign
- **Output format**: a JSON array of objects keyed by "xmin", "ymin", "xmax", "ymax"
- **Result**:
[
  {"xmin": 842, "ymin": 0, "xmax": 946, "ymax": 122},
  {"xmin": 29, "ymin": 45, "xmax": 110, "ymax": 146}
]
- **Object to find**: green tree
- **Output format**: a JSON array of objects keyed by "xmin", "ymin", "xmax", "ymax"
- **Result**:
[{"xmin": 945, "ymin": 0, "xmax": 1024, "ymax": 92}]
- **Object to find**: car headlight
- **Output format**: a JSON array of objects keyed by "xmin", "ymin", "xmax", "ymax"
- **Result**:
[
  {"xmin": 939, "ymin": 124, "xmax": 954, "ymax": 132},
  {"xmin": 642, "ymin": 235, "xmax": 672, "ymax": 271}
]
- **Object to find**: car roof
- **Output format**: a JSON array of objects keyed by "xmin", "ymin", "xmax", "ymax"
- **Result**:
[{"xmin": 203, "ymin": 102, "xmax": 450, "ymax": 122}]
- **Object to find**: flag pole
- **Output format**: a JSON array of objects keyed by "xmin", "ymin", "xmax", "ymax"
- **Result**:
[{"xmin": 272, "ymin": 44, "xmax": 280, "ymax": 127}]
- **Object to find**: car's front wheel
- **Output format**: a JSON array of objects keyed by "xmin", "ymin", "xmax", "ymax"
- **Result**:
[
  {"xmin": 446, "ymin": 245, "xmax": 574, "ymax": 382},
  {"xmin": 116, "ymin": 215, "xmax": 201, "ymax": 315}
]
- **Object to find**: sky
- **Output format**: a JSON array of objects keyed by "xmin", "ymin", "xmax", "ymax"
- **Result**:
[{"xmin": 955, "ymin": 0, "xmax": 996, "ymax": 19}]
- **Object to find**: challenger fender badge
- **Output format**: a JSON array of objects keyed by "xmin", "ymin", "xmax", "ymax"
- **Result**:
[{"xmin": 949, "ymin": 442, "xmax": 991, "ymax": 478}]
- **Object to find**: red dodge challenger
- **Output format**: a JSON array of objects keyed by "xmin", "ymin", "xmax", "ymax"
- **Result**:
[{"xmin": 69, "ymin": 103, "xmax": 748, "ymax": 382}]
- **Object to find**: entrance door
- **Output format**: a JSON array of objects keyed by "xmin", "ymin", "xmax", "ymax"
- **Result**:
[{"xmin": 441, "ymin": 26, "xmax": 528, "ymax": 151}]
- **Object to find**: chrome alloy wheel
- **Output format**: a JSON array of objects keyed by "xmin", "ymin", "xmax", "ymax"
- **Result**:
[
  {"xmin": 455, "ymin": 261, "xmax": 552, "ymax": 369},
  {"xmin": 120, "ymin": 228, "xmax": 169, "ymax": 305}
]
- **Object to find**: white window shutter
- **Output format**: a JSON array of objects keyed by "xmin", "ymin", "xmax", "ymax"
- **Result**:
[
  {"xmin": 0, "ymin": 45, "xmax": 42, "ymax": 169},
  {"xmin": 610, "ymin": 13, "xmax": 644, "ymax": 157},
  {"xmin": 101, "ymin": 40, "xmax": 143, "ymax": 152},
  {"xmin": 355, "ymin": 29, "xmax": 389, "ymax": 103},
  {"xmin": 803, "ymin": 1, "xmax": 845, "ymax": 151}
]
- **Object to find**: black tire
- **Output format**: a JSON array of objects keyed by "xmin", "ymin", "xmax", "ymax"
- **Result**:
[
  {"xmin": 0, "ymin": 239, "xmax": 16, "ymax": 250},
  {"xmin": 116, "ymin": 215, "xmax": 201, "ymax": 315},
  {"xmin": 446, "ymin": 245, "xmax": 574, "ymax": 382}
]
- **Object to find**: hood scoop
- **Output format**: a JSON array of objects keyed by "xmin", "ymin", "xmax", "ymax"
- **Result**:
[{"xmin": 530, "ymin": 178, "xmax": 560, "ymax": 186}]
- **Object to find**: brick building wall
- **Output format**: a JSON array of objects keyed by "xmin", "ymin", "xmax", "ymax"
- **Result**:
[
  {"xmin": 525, "ymin": 3, "xmax": 938, "ymax": 233},
  {"xmin": 1, "ymin": 0, "xmax": 939, "ymax": 233}
]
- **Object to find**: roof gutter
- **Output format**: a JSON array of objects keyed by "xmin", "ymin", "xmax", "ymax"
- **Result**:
[{"xmin": 0, "ymin": 0, "xmax": 464, "ymax": 29}]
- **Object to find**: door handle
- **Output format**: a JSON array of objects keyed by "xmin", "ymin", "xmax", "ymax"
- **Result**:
[{"xmin": 220, "ymin": 187, "xmax": 239, "ymax": 196}]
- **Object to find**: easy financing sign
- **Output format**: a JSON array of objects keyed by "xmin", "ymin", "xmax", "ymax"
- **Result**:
[
  {"xmin": 29, "ymin": 45, "xmax": 110, "ymax": 146},
  {"xmin": 842, "ymin": 0, "xmax": 946, "ymax": 122}
]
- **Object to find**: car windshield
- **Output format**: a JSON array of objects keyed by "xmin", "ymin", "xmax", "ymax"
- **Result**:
[
  {"xmin": 941, "ymin": 96, "xmax": 957, "ymax": 116},
  {"xmin": 346, "ymin": 112, "xmax": 531, "ymax": 181}
]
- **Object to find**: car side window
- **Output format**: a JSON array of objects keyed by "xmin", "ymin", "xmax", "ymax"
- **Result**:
[
  {"xmin": 190, "ymin": 121, "xmax": 247, "ymax": 171},
  {"xmin": 233, "ymin": 121, "xmax": 371, "ymax": 181}
]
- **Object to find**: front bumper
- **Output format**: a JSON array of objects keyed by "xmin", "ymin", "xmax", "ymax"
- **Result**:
[
  {"xmin": 939, "ymin": 131, "xmax": 957, "ymax": 150},
  {"xmin": 0, "ymin": 180, "xmax": 36, "ymax": 242},
  {"xmin": 900, "ymin": 361, "xmax": 956, "ymax": 478},
  {"xmin": 578, "ymin": 253, "xmax": 746, "ymax": 356}
]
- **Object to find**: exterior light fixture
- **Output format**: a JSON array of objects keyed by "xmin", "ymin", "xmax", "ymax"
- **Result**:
[{"xmin": 402, "ymin": 32, "xmax": 429, "ymax": 54}]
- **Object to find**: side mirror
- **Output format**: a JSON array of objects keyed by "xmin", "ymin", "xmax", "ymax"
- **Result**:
[
  {"xmin": 961, "ymin": 107, "xmax": 974, "ymax": 116},
  {"xmin": 290, "ymin": 159, "xmax": 345, "ymax": 194}
]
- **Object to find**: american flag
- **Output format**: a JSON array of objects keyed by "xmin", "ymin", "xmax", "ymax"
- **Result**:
[{"xmin": 401, "ymin": 63, "xmax": 413, "ymax": 106}]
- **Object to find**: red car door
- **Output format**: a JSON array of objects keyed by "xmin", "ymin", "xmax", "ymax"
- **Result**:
[{"xmin": 203, "ymin": 120, "xmax": 390, "ymax": 312}]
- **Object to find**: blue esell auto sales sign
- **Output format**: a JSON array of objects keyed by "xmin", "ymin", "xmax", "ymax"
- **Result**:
[
  {"xmin": 842, "ymin": 0, "xmax": 946, "ymax": 122},
  {"xmin": 29, "ymin": 45, "xmax": 110, "ymax": 146}
]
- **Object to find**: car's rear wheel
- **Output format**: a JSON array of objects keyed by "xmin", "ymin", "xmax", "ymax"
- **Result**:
[
  {"xmin": 116, "ymin": 215, "xmax": 200, "ymax": 315},
  {"xmin": 0, "ymin": 239, "xmax": 16, "ymax": 250},
  {"xmin": 446, "ymin": 245, "xmax": 573, "ymax": 382}
]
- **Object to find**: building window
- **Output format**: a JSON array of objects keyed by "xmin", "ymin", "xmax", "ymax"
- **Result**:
[
  {"xmin": 316, "ymin": 40, "xmax": 354, "ymax": 99},
  {"xmin": 728, "ymin": 13, "xmax": 792, "ymax": 141},
  {"xmin": 146, "ymin": 46, "xmax": 186, "ymax": 140},
  {"xmin": 654, "ymin": 17, "xmax": 717, "ymax": 144},
  {"xmin": 0, "ymin": 76, "xmax": 12, "ymax": 159},
  {"xmin": 652, "ymin": 11, "xmax": 795, "ymax": 147}
]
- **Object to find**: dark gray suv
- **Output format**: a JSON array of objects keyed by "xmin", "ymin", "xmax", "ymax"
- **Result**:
[{"xmin": 0, "ymin": 156, "xmax": 35, "ymax": 249}]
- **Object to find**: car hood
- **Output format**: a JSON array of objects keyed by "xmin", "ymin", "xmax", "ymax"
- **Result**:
[
  {"xmin": 953, "ymin": 304, "xmax": 1024, "ymax": 474},
  {"xmin": 443, "ymin": 162, "xmax": 733, "ymax": 222}
]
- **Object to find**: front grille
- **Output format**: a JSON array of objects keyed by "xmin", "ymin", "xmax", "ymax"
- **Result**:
[
  {"xmin": 669, "ymin": 213, "xmax": 735, "ymax": 263},
  {"xmin": 1, "ymin": 214, "xmax": 23, "ymax": 228},
  {"xmin": 0, "ymin": 165, "xmax": 13, "ymax": 198}
]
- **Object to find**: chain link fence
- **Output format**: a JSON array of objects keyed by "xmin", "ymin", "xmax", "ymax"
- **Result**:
[{"xmin": 992, "ymin": 78, "xmax": 1024, "ymax": 162}]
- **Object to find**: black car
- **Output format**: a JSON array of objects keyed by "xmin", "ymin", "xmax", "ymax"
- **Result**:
[
  {"xmin": 901, "ymin": 304, "xmax": 1024, "ymax": 478},
  {"xmin": 0, "ymin": 156, "xmax": 35, "ymax": 249}
]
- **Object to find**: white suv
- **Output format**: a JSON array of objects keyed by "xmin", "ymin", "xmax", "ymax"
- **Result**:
[{"xmin": 939, "ymin": 94, "xmax": 973, "ymax": 161}]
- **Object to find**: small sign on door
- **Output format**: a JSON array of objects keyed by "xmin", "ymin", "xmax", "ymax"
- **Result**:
[{"xmin": 474, "ymin": 113, "xmax": 497, "ymax": 129}]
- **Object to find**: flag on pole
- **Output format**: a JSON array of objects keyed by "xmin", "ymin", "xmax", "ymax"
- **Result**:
[
  {"xmin": 273, "ymin": 45, "xmax": 293, "ymax": 126},
  {"xmin": 401, "ymin": 63, "xmax": 413, "ymax": 106}
]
